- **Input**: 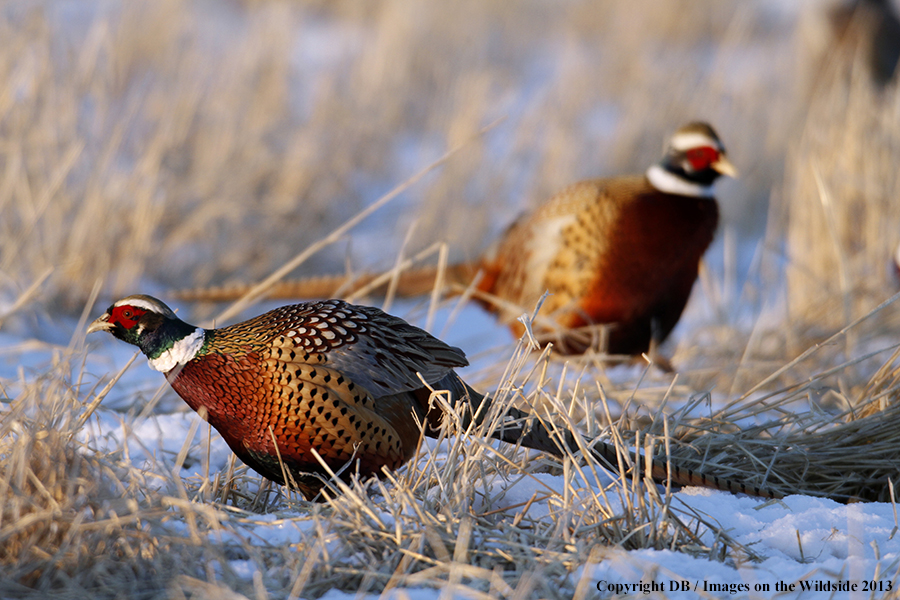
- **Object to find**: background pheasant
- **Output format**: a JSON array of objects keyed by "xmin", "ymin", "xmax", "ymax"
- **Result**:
[
  {"xmin": 88, "ymin": 295, "xmax": 779, "ymax": 502},
  {"xmin": 173, "ymin": 122, "xmax": 736, "ymax": 363}
]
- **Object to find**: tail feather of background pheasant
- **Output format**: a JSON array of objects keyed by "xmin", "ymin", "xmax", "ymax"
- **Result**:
[
  {"xmin": 450, "ymin": 376, "xmax": 786, "ymax": 502},
  {"xmin": 171, "ymin": 264, "xmax": 478, "ymax": 303}
]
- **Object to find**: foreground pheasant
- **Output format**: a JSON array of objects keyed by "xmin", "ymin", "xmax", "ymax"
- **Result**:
[
  {"xmin": 88, "ymin": 295, "xmax": 778, "ymax": 501},
  {"xmin": 173, "ymin": 122, "xmax": 736, "ymax": 362}
]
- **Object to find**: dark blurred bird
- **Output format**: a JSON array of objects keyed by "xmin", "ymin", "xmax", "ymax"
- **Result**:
[
  {"xmin": 172, "ymin": 122, "xmax": 735, "ymax": 366},
  {"xmin": 89, "ymin": 295, "xmax": 781, "ymax": 501},
  {"xmin": 829, "ymin": 0, "xmax": 900, "ymax": 87}
]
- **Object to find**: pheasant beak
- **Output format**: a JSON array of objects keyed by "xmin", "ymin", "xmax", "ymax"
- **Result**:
[
  {"xmin": 712, "ymin": 155, "xmax": 738, "ymax": 178},
  {"xmin": 87, "ymin": 312, "xmax": 113, "ymax": 335}
]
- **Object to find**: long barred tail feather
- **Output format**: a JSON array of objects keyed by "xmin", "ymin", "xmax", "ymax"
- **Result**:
[
  {"xmin": 456, "ymin": 381, "xmax": 785, "ymax": 501},
  {"xmin": 506, "ymin": 405, "xmax": 784, "ymax": 500},
  {"xmin": 171, "ymin": 264, "xmax": 480, "ymax": 303}
]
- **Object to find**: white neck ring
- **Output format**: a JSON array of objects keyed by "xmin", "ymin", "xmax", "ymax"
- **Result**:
[
  {"xmin": 148, "ymin": 328, "xmax": 205, "ymax": 373},
  {"xmin": 646, "ymin": 164, "xmax": 714, "ymax": 198}
]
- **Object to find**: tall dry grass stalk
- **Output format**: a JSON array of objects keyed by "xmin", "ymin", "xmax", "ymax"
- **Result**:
[{"xmin": 781, "ymin": 7, "xmax": 900, "ymax": 332}]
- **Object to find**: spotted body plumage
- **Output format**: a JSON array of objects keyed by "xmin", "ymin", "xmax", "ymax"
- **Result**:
[
  {"xmin": 90, "ymin": 296, "xmax": 471, "ymax": 499},
  {"xmin": 479, "ymin": 174, "xmax": 720, "ymax": 355}
]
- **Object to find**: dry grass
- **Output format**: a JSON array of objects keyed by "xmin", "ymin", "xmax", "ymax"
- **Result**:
[
  {"xmin": 0, "ymin": 353, "xmax": 201, "ymax": 598},
  {"xmin": 2, "ymin": 331, "xmax": 765, "ymax": 599},
  {"xmin": 781, "ymin": 36, "xmax": 900, "ymax": 330},
  {"xmin": 638, "ymin": 297, "xmax": 900, "ymax": 504},
  {"xmin": 4, "ymin": 0, "xmax": 900, "ymax": 597},
  {"xmin": 768, "ymin": 11, "xmax": 900, "ymax": 403}
]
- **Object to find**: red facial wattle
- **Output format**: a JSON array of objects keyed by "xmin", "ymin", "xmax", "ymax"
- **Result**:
[
  {"xmin": 109, "ymin": 305, "xmax": 147, "ymax": 329},
  {"xmin": 685, "ymin": 146, "xmax": 719, "ymax": 171}
]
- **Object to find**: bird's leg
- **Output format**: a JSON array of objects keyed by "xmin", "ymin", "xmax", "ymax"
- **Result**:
[{"xmin": 645, "ymin": 317, "xmax": 674, "ymax": 373}]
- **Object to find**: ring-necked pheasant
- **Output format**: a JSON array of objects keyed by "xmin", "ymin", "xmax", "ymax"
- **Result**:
[
  {"xmin": 87, "ymin": 295, "xmax": 778, "ymax": 501},
  {"xmin": 172, "ymin": 122, "xmax": 736, "ymax": 364}
]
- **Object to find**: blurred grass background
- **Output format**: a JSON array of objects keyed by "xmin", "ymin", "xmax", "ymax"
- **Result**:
[
  {"xmin": 0, "ymin": 0, "xmax": 824, "ymax": 313},
  {"xmin": 2, "ymin": 0, "xmax": 897, "ymax": 381},
  {"xmin": 3, "ymin": 0, "xmax": 900, "ymax": 597},
  {"xmin": 2, "ymin": 0, "xmax": 895, "ymax": 336}
]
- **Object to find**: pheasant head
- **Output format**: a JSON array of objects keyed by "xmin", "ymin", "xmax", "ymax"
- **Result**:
[{"xmin": 88, "ymin": 294, "xmax": 206, "ymax": 373}]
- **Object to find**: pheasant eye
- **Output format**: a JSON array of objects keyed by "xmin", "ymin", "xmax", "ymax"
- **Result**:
[
  {"xmin": 685, "ymin": 146, "xmax": 719, "ymax": 171},
  {"xmin": 111, "ymin": 305, "xmax": 146, "ymax": 328}
]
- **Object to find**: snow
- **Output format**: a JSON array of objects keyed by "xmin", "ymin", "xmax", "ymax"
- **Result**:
[{"xmin": 581, "ymin": 493, "xmax": 900, "ymax": 598}]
